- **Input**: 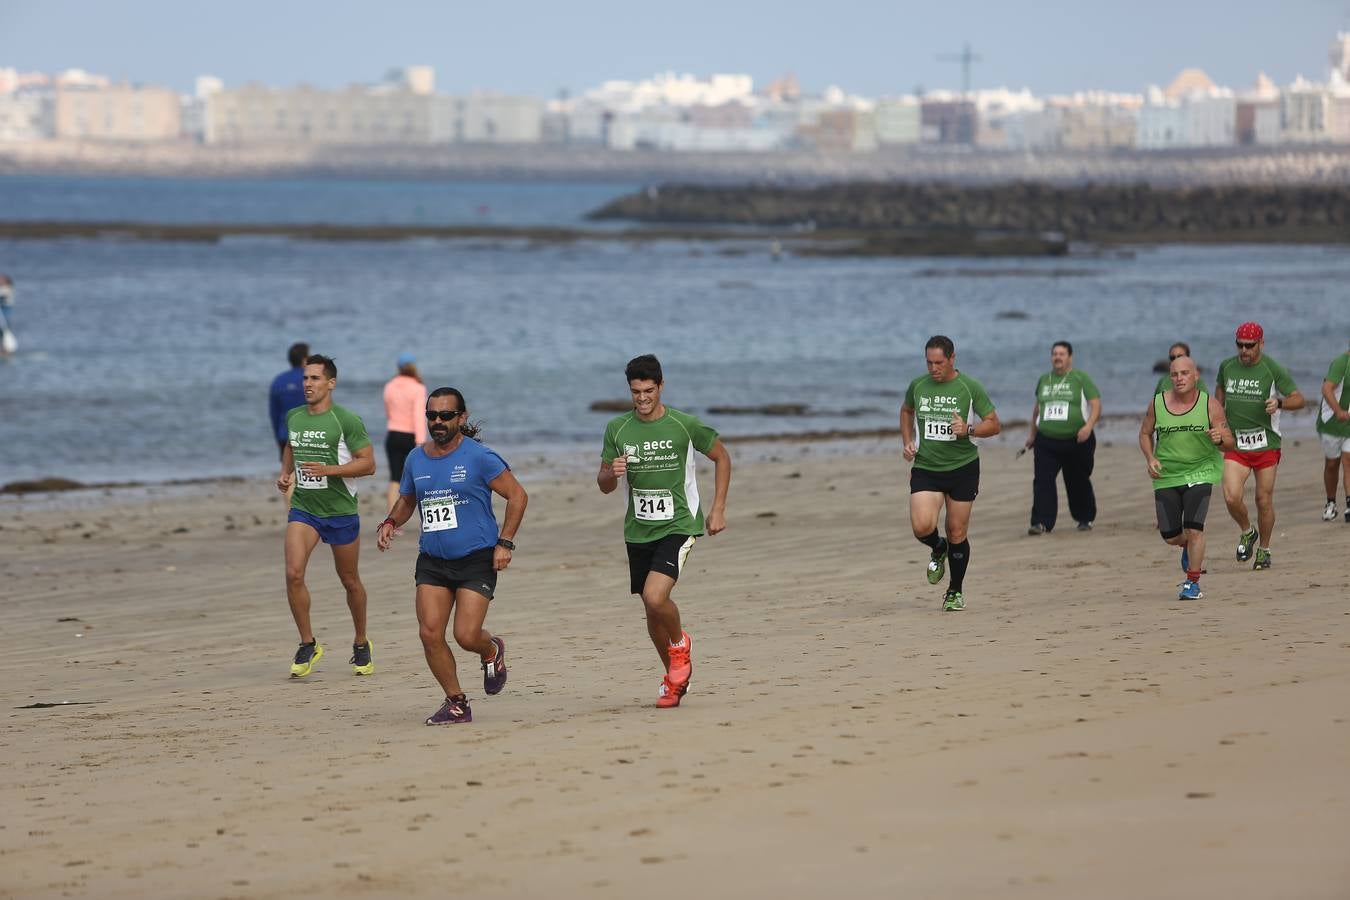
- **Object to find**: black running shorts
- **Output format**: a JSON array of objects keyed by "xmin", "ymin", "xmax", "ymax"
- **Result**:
[
  {"xmin": 386, "ymin": 431, "xmax": 417, "ymax": 483},
  {"xmin": 414, "ymin": 547, "xmax": 497, "ymax": 599},
  {"xmin": 909, "ymin": 459, "xmax": 980, "ymax": 502},
  {"xmin": 1154, "ymin": 483, "xmax": 1214, "ymax": 539},
  {"xmin": 626, "ymin": 533, "xmax": 698, "ymax": 595}
]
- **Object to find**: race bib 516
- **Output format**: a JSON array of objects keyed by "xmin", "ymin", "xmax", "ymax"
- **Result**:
[{"xmin": 1042, "ymin": 401, "xmax": 1070, "ymax": 422}]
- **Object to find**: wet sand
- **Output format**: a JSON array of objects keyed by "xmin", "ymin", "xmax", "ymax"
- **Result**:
[{"xmin": 3, "ymin": 438, "xmax": 1347, "ymax": 899}]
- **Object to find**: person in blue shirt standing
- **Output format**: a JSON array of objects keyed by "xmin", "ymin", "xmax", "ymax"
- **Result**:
[
  {"xmin": 377, "ymin": 387, "xmax": 528, "ymax": 726},
  {"xmin": 0, "ymin": 274, "xmax": 16, "ymax": 356},
  {"xmin": 269, "ymin": 342, "xmax": 309, "ymax": 456}
]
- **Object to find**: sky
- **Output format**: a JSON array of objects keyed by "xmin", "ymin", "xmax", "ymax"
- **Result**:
[{"xmin": 1, "ymin": 0, "xmax": 1346, "ymax": 97}]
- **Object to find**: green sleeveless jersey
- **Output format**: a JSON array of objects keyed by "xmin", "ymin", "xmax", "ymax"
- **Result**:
[
  {"xmin": 1151, "ymin": 391, "xmax": 1223, "ymax": 489},
  {"xmin": 601, "ymin": 407, "xmax": 719, "ymax": 543},
  {"xmin": 287, "ymin": 403, "xmax": 371, "ymax": 518}
]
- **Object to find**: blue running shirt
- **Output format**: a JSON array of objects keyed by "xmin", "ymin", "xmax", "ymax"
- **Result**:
[{"xmin": 399, "ymin": 439, "xmax": 509, "ymax": 561}]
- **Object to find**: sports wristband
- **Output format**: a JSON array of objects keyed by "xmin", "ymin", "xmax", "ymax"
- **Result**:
[{"xmin": 381, "ymin": 517, "xmax": 397, "ymax": 530}]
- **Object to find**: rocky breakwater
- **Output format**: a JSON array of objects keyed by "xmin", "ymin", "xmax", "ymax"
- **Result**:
[{"xmin": 589, "ymin": 182, "xmax": 1350, "ymax": 244}]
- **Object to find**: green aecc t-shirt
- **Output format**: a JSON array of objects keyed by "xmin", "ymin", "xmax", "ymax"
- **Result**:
[
  {"xmin": 601, "ymin": 407, "xmax": 719, "ymax": 544},
  {"xmin": 1317, "ymin": 353, "xmax": 1350, "ymax": 439},
  {"xmin": 1217, "ymin": 355, "xmax": 1298, "ymax": 452},
  {"xmin": 287, "ymin": 404, "xmax": 371, "ymax": 519},
  {"xmin": 904, "ymin": 372, "xmax": 996, "ymax": 472},
  {"xmin": 1034, "ymin": 369, "xmax": 1100, "ymax": 440}
]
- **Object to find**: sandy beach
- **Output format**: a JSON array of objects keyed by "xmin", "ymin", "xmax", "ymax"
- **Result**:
[{"xmin": 3, "ymin": 436, "xmax": 1347, "ymax": 899}]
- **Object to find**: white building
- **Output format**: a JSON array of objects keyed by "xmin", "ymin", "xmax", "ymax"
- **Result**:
[
  {"xmin": 1331, "ymin": 32, "xmax": 1350, "ymax": 82},
  {"xmin": 0, "ymin": 90, "xmax": 53, "ymax": 140},
  {"xmin": 873, "ymin": 96, "xmax": 921, "ymax": 145},
  {"xmin": 181, "ymin": 75, "xmax": 223, "ymax": 142},
  {"xmin": 432, "ymin": 93, "xmax": 542, "ymax": 143},
  {"xmin": 205, "ymin": 77, "xmax": 542, "ymax": 145},
  {"xmin": 1281, "ymin": 76, "xmax": 1330, "ymax": 143},
  {"xmin": 1138, "ymin": 71, "xmax": 1236, "ymax": 149},
  {"xmin": 968, "ymin": 87, "xmax": 1041, "ymax": 148}
]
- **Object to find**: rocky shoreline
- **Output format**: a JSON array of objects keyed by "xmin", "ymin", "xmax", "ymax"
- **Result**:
[
  {"xmin": 0, "ymin": 219, "xmax": 1070, "ymax": 256},
  {"xmin": 5, "ymin": 140, "xmax": 1350, "ymax": 186},
  {"xmin": 588, "ymin": 182, "xmax": 1350, "ymax": 242}
]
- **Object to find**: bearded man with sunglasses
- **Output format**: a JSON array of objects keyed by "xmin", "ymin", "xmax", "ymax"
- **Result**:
[
  {"xmin": 376, "ymin": 387, "xmax": 527, "ymax": 726},
  {"xmin": 1215, "ymin": 322, "xmax": 1305, "ymax": 570}
]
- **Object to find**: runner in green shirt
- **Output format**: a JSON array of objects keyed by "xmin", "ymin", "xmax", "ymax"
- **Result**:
[
  {"xmin": 1214, "ymin": 322, "xmax": 1305, "ymax": 570},
  {"xmin": 1316, "ymin": 341, "xmax": 1350, "ymax": 522},
  {"xmin": 276, "ymin": 354, "xmax": 377, "ymax": 678},
  {"xmin": 1139, "ymin": 354, "xmax": 1234, "ymax": 600},
  {"xmin": 900, "ymin": 335, "xmax": 1001, "ymax": 612},
  {"xmin": 1023, "ymin": 340, "xmax": 1102, "ymax": 534},
  {"xmin": 597, "ymin": 354, "xmax": 731, "ymax": 709}
]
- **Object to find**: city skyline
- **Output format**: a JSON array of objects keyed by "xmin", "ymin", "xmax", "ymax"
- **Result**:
[{"xmin": 1, "ymin": 0, "xmax": 1346, "ymax": 98}]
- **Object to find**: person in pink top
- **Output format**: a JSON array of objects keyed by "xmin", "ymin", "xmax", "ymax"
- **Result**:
[{"xmin": 384, "ymin": 352, "xmax": 428, "ymax": 509}]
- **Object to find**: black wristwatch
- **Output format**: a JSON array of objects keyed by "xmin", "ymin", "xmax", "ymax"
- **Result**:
[{"xmin": 496, "ymin": 538, "xmax": 515, "ymax": 551}]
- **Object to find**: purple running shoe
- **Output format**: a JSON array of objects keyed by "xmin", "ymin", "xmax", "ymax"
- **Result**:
[
  {"xmin": 483, "ymin": 637, "xmax": 508, "ymax": 695},
  {"xmin": 425, "ymin": 694, "xmax": 472, "ymax": 726}
]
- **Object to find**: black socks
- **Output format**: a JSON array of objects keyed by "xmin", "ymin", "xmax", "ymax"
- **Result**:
[
  {"xmin": 918, "ymin": 530, "xmax": 947, "ymax": 555},
  {"xmin": 948, "ymin": 540, "xmax": 971, "ymax": 591}
]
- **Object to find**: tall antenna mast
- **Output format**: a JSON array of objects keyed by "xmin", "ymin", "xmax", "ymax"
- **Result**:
[{"xmin": 936, "ymin": 42, "xmax": 982, "ymax": 97}]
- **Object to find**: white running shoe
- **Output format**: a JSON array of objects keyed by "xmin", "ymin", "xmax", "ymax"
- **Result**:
[{"xmin": 1323, "ymin": 501, "xmax": 1339, "ymax": 522}]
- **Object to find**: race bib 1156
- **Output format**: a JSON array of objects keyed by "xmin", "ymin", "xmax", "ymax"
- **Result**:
[{"xmin": 923, "ymin": 417, "xmax": 956, "ymax": 442}]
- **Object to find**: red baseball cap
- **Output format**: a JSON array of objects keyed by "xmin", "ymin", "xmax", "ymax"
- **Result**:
[{"xmin": 1235, "ymin": 321, "xmax": 1264, "ymax": 341}]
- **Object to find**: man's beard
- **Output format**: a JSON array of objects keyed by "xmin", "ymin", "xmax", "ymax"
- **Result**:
[{"xmin": 430, "ymin": 425, "xmax": 452, "ymax": 445}]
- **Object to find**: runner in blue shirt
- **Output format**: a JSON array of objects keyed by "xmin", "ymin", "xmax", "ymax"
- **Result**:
[
  {"xmin": 269, "ymin": 342, "xmax": 309, "ymax": 456},
  {"xmin": 377, "ymin": 387, "xmax": 528, "ymax": 726}
]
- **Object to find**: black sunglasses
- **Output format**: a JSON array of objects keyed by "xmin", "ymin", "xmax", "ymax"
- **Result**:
[
  {"xmin": 1235, "ymin": 340, "xmax": 1258, "ymax": 350},
  {"xmin": 425, "ymin": 410, "xmax": 462, "ymax": 422}
]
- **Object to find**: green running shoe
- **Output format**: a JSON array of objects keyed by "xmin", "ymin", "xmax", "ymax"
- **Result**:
[
  {"xmin": 1235, "ymin": 527, "xmax": 1258, "ymax": 562},
  {"xmin": 1252, "ymin": 548, "xmax": 1272, "ymax": 570},
  {"xmin": 942, "ymin": 589, "xmax": 965, "ymax": 611},
  {"xmin": 926, "ymin": 543, "xmax": 948, "ymax": 585}
]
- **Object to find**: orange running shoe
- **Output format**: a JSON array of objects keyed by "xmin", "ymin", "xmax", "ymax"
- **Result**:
[
  {"xmin": 666, "ymin": 631, "xmax": 693, "ymax": 695},
  {"xmin": 656, "ymin": 675, "xmax": 682, "ymax": 708}
]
